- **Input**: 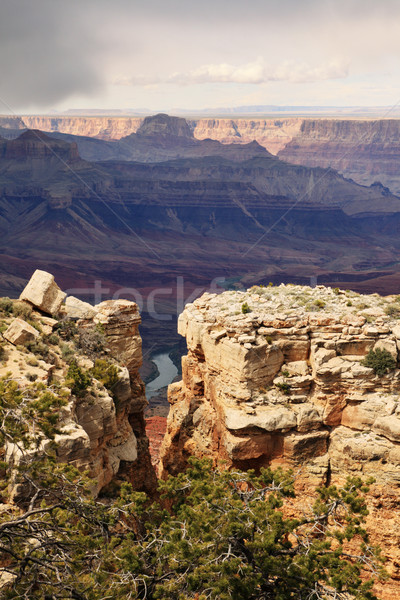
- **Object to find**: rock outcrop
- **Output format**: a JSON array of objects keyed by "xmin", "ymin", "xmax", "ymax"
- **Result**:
[
  {"xmin": 1, "ymin": 271, "xmax": 156, "ymax": 497},
  {"xmin": 160, "ymin": 284, "xmax": 400, "ymax": 598}
]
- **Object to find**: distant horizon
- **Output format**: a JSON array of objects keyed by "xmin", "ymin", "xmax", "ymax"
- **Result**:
[{"xmin": 3, "ymin": 104, "xmax": 400, "ymax": 120}]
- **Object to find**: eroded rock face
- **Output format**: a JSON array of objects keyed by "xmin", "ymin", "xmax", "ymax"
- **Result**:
[
  {"xmin": 160, "ymin": 284, "xmax": 400, "ymax": 597},
  {"xmin": 62, "ymin": 298, "xmax": 155, "ymax": 495}
]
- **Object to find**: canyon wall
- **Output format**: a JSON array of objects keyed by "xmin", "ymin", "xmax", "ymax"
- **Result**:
[
  {"xmin": 190, "ymin": 117, "xmax": 303, "ymax": 154},
  {"xmin": 160, "ymin": 284, "xmax": 400, "ymax": 599},
  {"xmin": 0, "ymin": 115, "xmax": 302, "ymax": 152},
  {"xmin": 1, "ymin": 115, "xmax": 399, "ymax": 192},
  {"xmin": 19, "ymin": 116, "xmax": 143, "ymax": 140},
  {"xmin": 278, "ymin": 119, "xmax": 400, "ymax": 194}
]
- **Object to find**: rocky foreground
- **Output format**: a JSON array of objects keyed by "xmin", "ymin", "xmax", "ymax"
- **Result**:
[
  {"xmin": 160, "ymin": 283, "xmax": 400, "ymax": 598},
  {"xmin": 1, "ymin": 270, "xmax": 156, "ymax": 497}
]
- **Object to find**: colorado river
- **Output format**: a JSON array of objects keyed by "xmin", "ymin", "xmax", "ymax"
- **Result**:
[{"xmin": 145, "ymin": 352, "xmax": 178, "ymax": 399}]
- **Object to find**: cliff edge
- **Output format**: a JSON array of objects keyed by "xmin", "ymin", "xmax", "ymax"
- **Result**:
[{"xmin": 160, "ymin": 283, "xmax": 400, "ymax": 598}]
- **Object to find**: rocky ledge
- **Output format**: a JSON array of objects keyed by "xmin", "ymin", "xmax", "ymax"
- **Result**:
[{"xmin": 160, "ymin": 283, "xmax": 400, "ymax": 598}]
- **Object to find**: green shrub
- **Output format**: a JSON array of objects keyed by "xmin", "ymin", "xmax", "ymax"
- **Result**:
[
  {"xmin": 0, "ymin": 297, "xmax": 13, "ymax": 314},
  {"xmin": 46, "ymin": 334, "xmax": 60, "ymax": 346},
  {"xmin": 61, "ymin": 343, "xmax": 74, "ymax": 362},
  {"xmin": 275, "ymin": 382, "xmax": 291, "ymax": 395},
  {"xmin": 361, "ymin": 348, "xmax": 396, "ymax": 376},
  {"xmin": 313, "ymin": 299, "xmax": 325, "ymax": 309},
  {"xmin": 66, "ymin": 360, "xmax": 92, "ymax": 397},
  {"xmin": 25, "ymin": 340, "xmax": 49, "ymax": 360},
  {"xmin": 90, "ymin": 359, "xmax": 119, "ymax": 393},
  {"xmin": 333, "ymin": 287, "xmax": 340, "ymax": 295},
  {"xmin": 54, "ymin": 320, "xmax": 78, "ymax": 341},
  {"xmin": 241, "ymin": 302, "xmax": 251, "ymax": 314},
  {"xmin": 347, "ymin": 300, "xmax": 353, "ymax": 307}
]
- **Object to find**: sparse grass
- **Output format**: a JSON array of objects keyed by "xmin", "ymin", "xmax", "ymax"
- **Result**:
[
  {"xmin": 385, "ymin": 304, "xmax": 400, "ymax": 318},
  {"xmin": 27, "ymin": 357, "xmax": 39, "ymax": 367},
  {"xmin": 0, "ymin": 297, "xmax": 13, "ymax": 314},
  {"xmin": 356, "ymin": 302, "xmax": 369, "ymax": 310},
  {"xmin": 12, "ymin": 301, "xmax": 32, "ymax": 320}
]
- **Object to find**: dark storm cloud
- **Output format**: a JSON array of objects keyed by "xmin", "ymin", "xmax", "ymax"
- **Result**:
[
  {"xmin": 0, "ymin": 0, "xmax": 103, "ymax": 110},
  {"xmin": 1, "ymin": 0, "xmax": 399, "ymax": 110}
]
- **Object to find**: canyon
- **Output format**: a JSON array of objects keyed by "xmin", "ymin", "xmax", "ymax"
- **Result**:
[
  {"xmin": 160, "ymin": 283, "xmax": 400, "ymax": 599},
  {"xmin": 3, "ymin": 113, "xmax": 400, "ymax": 408},
  {"xmin": 3, "ymin": 270, "xmax": 400, "ymax": 597},
  {"xmin": 1, "ymin": 114, "xmax": 400, "ymax": 193}
]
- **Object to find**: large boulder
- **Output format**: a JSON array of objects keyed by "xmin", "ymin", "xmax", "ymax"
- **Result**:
[
  {"xmin": 64, "ymin": 296, "xmax": 97, "ymax": 320},
  {"xmin": 20, "ymin": 270, "xmax": 66, "ymax": 315},
  {"xmin": 3, "ymin": 318, "xmax": 39, "ymax": 345}
]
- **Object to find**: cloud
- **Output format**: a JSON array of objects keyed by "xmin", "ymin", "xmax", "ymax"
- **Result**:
[
  {"xmin": 269, "ymin": 60, "xmax": 350, "ymax": 83},
  {"xmin": 117, "ymin": 58, "xmax": 349, "ymax": 87},
  {"xmin": 0, "ymin": 0, "xmax": 104, "ymax": 110}
]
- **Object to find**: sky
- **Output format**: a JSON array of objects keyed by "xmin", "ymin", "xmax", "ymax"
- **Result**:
[{"xmin": 1, "ymin": 0, "xmax": 400, "ymax": 114}]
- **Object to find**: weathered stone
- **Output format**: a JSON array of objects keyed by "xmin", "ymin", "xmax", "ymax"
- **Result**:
[
  {"xmin": 3, "ymin": 318, "xmax": 39, "ymax": 345},
  {"xmin": 19, "ymin": 269, "xmax": 66, "ymax": 314},
  {"xmin": 224, "ymin": 405, "xmax": 297, "ymax": 433},
  {"xmin": 39, "ymin": 316, "xmax": 58, "ymax": 335},
  {"xmin": 373, "ymin": 339, "xmax": 398, "ymax": 360},
  {"xmin": 373, "ymin": 416, "xmax": 400, "ymax": 443},
  {"xmin": 64, "ymin": 296, "xmax": 97, "ymax": 320}
]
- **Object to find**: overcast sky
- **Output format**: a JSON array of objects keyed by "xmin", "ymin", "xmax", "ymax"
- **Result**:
[{"xmin": 1, "ymin": 0, "xmax": 400, "ymax": 113}]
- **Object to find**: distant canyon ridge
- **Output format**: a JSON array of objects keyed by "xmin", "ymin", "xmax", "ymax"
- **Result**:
[{"xmin": 1, "ymin": 114, "xmax": 400, "ymax": 193}]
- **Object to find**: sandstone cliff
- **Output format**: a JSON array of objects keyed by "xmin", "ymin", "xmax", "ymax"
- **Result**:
[
  {"xmin": 278, "ymin": 119, "xmax": 400, "ymax": 194},
  {"xmin": 191, "ymin": 117, "xmax": 303, "ymax": 154},
  {"xmin": 1, "ymin": 270, "xmax": 156, "ymax": 497},
  {"xmin": 160, "ymin": 284, "xmax": 400, "ymax": 598}
]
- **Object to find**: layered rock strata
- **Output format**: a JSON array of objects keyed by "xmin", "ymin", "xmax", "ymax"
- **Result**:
[
  {"xmin": 160, "ymin": 284, "xmax": 400, "ymax": 597},
  {"xmin": 278, "ymin": 119, "xmax": 400, "ymax": 194},
  {"xmin": 2, "ymin": 271, "xmax": 156, "ymax": 496}
]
